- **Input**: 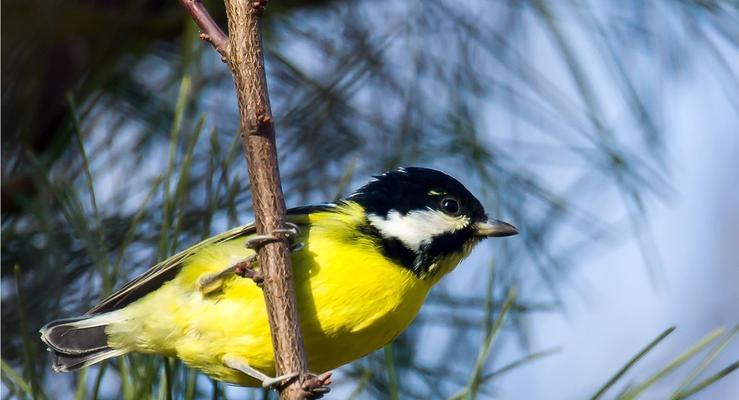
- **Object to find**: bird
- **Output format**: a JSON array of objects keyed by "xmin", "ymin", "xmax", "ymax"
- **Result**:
[{"xmin": 40, "ymin": 166, "xmax": 518, "ymax": 390}]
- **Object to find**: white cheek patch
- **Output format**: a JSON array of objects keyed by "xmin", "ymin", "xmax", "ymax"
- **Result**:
[{"xmin": 368, "ymin": 209, "xmax": 470, "ymax": 251}]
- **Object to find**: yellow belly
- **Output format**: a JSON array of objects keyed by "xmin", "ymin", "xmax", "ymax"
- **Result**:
[{"xmin": 107, "ymin": 220, "xmax": 431, "ymax": 386}]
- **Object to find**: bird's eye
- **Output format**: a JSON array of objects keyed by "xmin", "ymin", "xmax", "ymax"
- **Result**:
[{"xmin": 440, "ymin": 197, "xmax": 460, "ymax": 215}]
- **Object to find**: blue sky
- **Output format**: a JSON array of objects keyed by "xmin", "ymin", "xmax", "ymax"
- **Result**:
[{"xmin": 494, "ymin": 36, "xmax": 739, "ymax": 399}]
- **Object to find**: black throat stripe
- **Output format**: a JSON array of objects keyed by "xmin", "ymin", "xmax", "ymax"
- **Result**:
[
  {"xmin": 355, "ymin": 219, "xmax": 475, "ymax": 278},
  {"xmin": 356, "ymin": 221, "xmax": 423, "ymax": 276}
]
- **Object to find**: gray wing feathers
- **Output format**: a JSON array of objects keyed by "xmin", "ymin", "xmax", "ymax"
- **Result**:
[{"xmin": 87, "ymin": 224, "xmax": 256, "ymax": 314}]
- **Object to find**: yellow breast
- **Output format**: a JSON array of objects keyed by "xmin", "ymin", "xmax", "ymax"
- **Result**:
[{"xmin": 107, "ymin": 204, "xmax": 432, "ymax": 386}]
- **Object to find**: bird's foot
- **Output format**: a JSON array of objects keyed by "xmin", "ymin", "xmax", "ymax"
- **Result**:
[
  {"xmin": 224, "ymin": 355, "xmax": 299, "ymax": 390},
  {"xmin": 233, "ymin": 257, "xmax": 263, "ymax": 287},
  {"xmin": 244, "ymin": 222, "xmax": 301, "ymax": 250},
  {"xmin": 259, "ymin": 371, "xmax": 332, "ymax": 397},
  {"xmin": 197, "ymin": 253, "xmax": 262, "ymax": 292},
  {"xmin": 223, "ymin": 355, "xmax": 330, "ymax": 396},
  {"xmin": 299, "ymin": 372, "xmax": 332, "ymax": 399},
  {"xmin": 261, "ymin": 371, "xmax": 300, "ymax": 390},
  {"xmin": 199, "ymin": 224, "xmax": 304, "ymax": 293}
]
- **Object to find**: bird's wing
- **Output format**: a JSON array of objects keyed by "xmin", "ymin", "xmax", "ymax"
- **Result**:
[
  {"xmin": 86, "ymin": 205, "xmax": 337, "ymax": 315},
  {"xmin": 87, "ymin": 224, "xmax": 257, "ymax": 314}
]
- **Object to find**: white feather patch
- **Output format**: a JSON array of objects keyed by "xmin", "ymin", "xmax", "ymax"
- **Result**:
[{"xmin": 368, "ymin": 209, "xmax": 470, "ymax": 251}]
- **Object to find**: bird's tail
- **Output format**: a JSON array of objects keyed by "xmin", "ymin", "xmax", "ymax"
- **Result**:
[{"xmin": 40, "ymin": 312, "xmax": 128, "ymax": 372}]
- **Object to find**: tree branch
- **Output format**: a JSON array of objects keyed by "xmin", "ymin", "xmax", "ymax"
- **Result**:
[
  {"xmin": 222, "ymin": 1, "xmax": 310, "ymax": 399},
  {"xmin": 178, "ymin": 0, "xmax": 229, "ymax": 60},
  {"xmin": 178, "ymin": 1, "xmax": 321, "ymax": 398}
]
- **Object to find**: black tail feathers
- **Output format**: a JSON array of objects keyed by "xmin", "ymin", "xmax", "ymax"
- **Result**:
[{"xmin": 40, "ymin": 314, "xmax": 126, "ymax": 372}]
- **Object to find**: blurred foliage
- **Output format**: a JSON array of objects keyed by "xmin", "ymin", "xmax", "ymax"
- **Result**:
[{"xmin": 2, "ymin": 0, "xmax": 738, "ymax": 399}]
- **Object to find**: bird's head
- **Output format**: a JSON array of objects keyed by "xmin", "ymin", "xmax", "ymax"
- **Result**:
[{"xmin": 347, "ymin": 167, "xmax": 517, "ymax": 281}]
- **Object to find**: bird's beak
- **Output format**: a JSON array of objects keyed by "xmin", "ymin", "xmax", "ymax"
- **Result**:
[{"xmin": 474, "ymin": 219, "xmax": 518, "ymax": 237}]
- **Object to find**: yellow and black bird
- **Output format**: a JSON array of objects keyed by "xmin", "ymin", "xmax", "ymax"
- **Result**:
[{"xmin": 40, "ymin": 167, "xmax": 517, "ymax": 388}]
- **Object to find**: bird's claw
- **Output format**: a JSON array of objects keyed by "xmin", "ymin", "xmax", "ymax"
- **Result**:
[
  {"xmin": 261, "ymin": 371, "xmax": 300, "ymax": 390},
  {"xmin": 258, "ymin": 370, "xmax": 331, "ymax": 399},
  {"xmin": 233, "ymin": 257, "xmax": 263, "ymax": 287},
  {"xmin": 236, "ymin": 223, "xmax": 303, "ymax": 288},
  {"xmin": 272, "ymin": 222, "xmax": 300, "ymax": 239},
  {"xmin": 244, "ymin": 222, "xmax": 301, "ymax": 250},
  {"xmin": 299, "ymin": 372, "xmax": 332, "ymax": 399}
]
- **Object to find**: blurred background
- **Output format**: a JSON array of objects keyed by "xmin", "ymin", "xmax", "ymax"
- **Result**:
[{"xmin": 2, "ymin": 0, "xmax": 738, "ymax": 399}]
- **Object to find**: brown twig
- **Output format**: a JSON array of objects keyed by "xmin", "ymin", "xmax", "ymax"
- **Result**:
[
  {"xmin": 178, "ymin": 0, "xmax": 325, "ymax": 397},
  {"xmin": 220, "ymin": 0, "xmax": 315, "ymax": 399},
  {"xmin": 177, "ymin": 0, "xmax": 229, "ymax": 60}
]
